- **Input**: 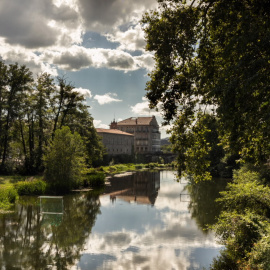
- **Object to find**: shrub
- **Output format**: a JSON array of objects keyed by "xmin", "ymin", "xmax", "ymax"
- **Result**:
[
  {"xmin": 15, "ymin": 179, "xmax": 47, "ymax": 195},
  {"xmin": 84, "ymin": 172, "xmax": 105, "ymax": 188},
  {"xmin": 0, "ymin": 186, "xmax": 18, "ymax": 210},
  {"xmin": 43, "ymin": 126, "xmax": 87, "ymax": 193},
  {"xmin": 211, "ymin": 167, "xmax": 270, "ymax": 268}
]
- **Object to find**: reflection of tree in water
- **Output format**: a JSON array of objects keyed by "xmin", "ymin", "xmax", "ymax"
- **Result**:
[
  {"xmin": 0, "ymin": 192, "xmax": 101, "ymax": 269},
  {"xmin": 186, "ymin": 178, "xmax": 228, "ymax": 232}
]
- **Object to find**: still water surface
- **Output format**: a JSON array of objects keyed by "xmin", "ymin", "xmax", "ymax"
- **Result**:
[{"xmin": 0, "ymin": 171, "xmax": 224, "ymax": 269}]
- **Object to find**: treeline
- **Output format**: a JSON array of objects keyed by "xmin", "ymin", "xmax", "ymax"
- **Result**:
[{"xmin": 0, "ymin": 60, "xmax": 103, "ymax": 175}]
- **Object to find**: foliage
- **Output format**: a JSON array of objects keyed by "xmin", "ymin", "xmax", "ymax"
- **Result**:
[
  {"xmin": 43, "ymin": 126, "xmax": 87, "ymax": 193},
  {"xmin": 83, "ymin": 172, "xmax": 105, "ymax": 188},
  {"xmin": 248, "ymin": 230, "xmax": 270, "ymax": 269},
  {"xmin": 0, "ymin": 61, "xmax": 103, "ymax": 174},
  {"xmin": 171, "ymin": 113, "xmax": 224, "ymax": 182},
  {"xmin": 211, "ymin": 168, "xmax": 270, "ymax": 268},
  {"xmin": 0, "ymin": 191, "xmax": 101, "ymax": 268},
  {"xmin": 218, "ymin": 169, "xmax": 270, "ymax": 217},
  {"xmin": 0, "ymin": 185, "xmax": 18, "ymax": 210},
  {"xmin": 14, "ymin": 179, "xmax": 47, "ymax": 195},
  {"xmin": 142, "ymin": 0, "xmax": 270, "ymax": 178},
  {"xmin": 161, "ymin": 143, "xmax": 173, "ymax": 153}
]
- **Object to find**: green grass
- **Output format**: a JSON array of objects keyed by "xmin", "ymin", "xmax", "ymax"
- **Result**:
[
  {"xmin": 14, "ymin": 179, "xmax": 47, "ymax": 195},
  {"xmin": 0, "ymin": 185, "xmax": 18, "ymax": 211},
  {"xmin": 83, "ymin": 172, "xmax": 106, "ymax": 188},
  {"xmin": 0, "ymin": 175, "xmax": 45, "ymax": 211},
  {"xmin": 97, "ymin": 162, "xmax": 173, "ymax": 175}
]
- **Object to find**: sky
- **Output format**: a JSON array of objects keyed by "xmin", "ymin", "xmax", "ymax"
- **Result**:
[{"xmin": 0, "ymin": 0, "xmax": 170, "ymax": 138}]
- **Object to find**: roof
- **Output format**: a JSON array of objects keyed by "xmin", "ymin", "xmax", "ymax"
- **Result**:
[
  {"xmin": 96, "ymin": 128, "xmax": 134, "ymax": 136},
  {"xmin": 117, "ymin": 116, "xmax": 158, "ymax": 126}
]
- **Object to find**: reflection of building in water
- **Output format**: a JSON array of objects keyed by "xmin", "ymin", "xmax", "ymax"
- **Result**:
[{"xmin": 104, "ymin": 171, "xmax": 160, "ymax": 206}]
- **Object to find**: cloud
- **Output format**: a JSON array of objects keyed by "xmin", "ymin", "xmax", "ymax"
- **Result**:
[
  {"xmin": 73, "ymin": 87, "xmax": 92, "ymax": 98},
  {"xmin": 77, "ymin": 0, "xmax": 157, "ymax": 32},
  {"xmin": 134, "ymin": 53, "xmax": 155, "ymax": 71},
  {"xmin": 0, "ymin": 40, "xmax": 58, "ymax": 76},
  {"xmin": 93, "ymin": 119, "xmax": 109, "ymax": 129},
  {"xmin": 42, "ymin": 46, "xmax": 143, "ymax": 71},
  {"xmin": 94, "ymin": 93, "xmax": 122, "ymax": 105},
  {"xmin": 106, "ymin": 24, "xmax": 146, "ymax": 52},
  {"xmin": 131, "ymin": 97, "xmax": 161, "ymax": 116},
  {"xmin": 0, "ymin": 0, "xmax": 82, "ymax": 49}
]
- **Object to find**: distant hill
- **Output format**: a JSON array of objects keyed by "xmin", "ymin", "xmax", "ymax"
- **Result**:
[{"xmin": 161, "ymin": 137, "xmax": 170, "ymax": 146}]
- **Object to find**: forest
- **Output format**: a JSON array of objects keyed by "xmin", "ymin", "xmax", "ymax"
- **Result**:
[{"xmin": 0, "ymin": 60, "xmax": 103, "ymax": 176}]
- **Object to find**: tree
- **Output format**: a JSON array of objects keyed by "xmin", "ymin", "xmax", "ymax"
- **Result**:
[
  {"xmin": 43, "ymin": 126, "xmax": 86, "ymax": 193},
  {"xmin": 0, "ymin": 62, "xmax": 33, "ymax": 172},
  {"xmin": 0, "ymin": 61, "xmax": 8, "ymax": 158},
  {"xmin": 142, "ymin": 0, "xmax": 270, "ymax": 178},
  {"xmin": 34, "ymin": 73, "xmax": 56, "ymax": 170},
  {"xmin": 0, "ymin": 61, "xmax": 103, "ymax": 174}
]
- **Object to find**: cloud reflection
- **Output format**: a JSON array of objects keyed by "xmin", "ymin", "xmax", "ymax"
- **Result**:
[{"xmin": 78, "ymin": 171, "xmax": 222, "ymax": 270}]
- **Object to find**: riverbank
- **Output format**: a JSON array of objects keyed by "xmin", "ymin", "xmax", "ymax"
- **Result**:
[{"xmin": 0, "ymin": 162, "xmax": 175, "ymax": 212}]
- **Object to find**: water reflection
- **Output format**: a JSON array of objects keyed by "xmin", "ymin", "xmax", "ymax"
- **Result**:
[
  {"xmin": 81, "ymin": 171, "xmax": 223, "ymax": 270},
  {"xmin": 187, "ymin": 178, "xmax": 228, "ymax": 232},
  {"xmin": 0, "ymin": 171, "xmax": 224, "ymax": 269},
  {"xmin": 0, "ymin": 192, "xmax": 100, "ymax": 269},
  {"xmin": 104, "ymin": 171, "xmax": 160, "ymax": 205}
]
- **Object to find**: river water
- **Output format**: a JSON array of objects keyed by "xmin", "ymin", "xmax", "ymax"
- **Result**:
[{"xmin": 0, "ymin": 170, "xmax": 225, "ymax": 270}]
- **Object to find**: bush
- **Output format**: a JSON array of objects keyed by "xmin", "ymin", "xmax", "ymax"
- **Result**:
[
  {"xmin": 84, "ymin": 172, "xmax": 105, "ymax": 188},
  {"xmin": 211, "ymin": 167, "xmax": 270, "ymax": 268},
  {"xmin": 0, "ymin": 186, "xmax": 18, "ymax": 210},
  {"xmin": 43, "ymin": 126, "xmax": 87, "ymax": 193},
  {"xmin": 15, "ymin": 179, "xmax": 47, "ymax": 195}
]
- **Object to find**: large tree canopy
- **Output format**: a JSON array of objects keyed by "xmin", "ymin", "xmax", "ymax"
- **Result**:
[
  {"xmin": 142, "ymin": 0, "xmax": 270, "ymax": 174},
  {"xmin": 0, "ymin": 61, "xmax": 103, "ymax": 174}
]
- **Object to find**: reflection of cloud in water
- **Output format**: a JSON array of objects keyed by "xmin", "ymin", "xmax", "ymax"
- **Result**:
[
  {"xmin": 78, "ymin": 171, "xmax": 222, "ymax": 269},
  {"xmin": 78, "ymin": 254, "xmax": 116, "ymax": 270}
]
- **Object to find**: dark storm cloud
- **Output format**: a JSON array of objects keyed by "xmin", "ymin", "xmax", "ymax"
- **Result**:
[
  {"xmin": 0, "ymin": 0, "xmax": 80, "ymax": 48},
  {"xmin": 77, "ymin": 0, "xmax": 157, "ymax": 31}
]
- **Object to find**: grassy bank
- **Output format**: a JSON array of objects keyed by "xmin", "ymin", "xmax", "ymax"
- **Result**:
[
  {"xmin": 98, "ymin": 162, "xmax": 175, "ymax": 174},
  {"xmin": 0, "ymin": 184, "xmax": 18, "ymax": 212},
  {"xmin": 0, "ymin": 162, "xmax": 175, "ymax": 211}
]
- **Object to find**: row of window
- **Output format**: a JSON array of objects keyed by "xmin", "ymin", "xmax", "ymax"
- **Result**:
[
  {"xmin": 136, "ymin": 147, "xmax": 148, "ymax": 151},
  {"xmin": 109, "ymin": 148, "xmax": 131, "ymax": 154}
]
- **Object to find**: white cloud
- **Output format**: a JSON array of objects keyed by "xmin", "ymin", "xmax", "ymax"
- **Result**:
[
  {"xmin": 160, "ymin": 124, "xmax": 173, "ymax": 135},
  {"xmin": 106, "ymin": 24, "xmax": 146, "ymax": 52},
  {"xmin": 135, "ymin": 53, "xmax": 155, "ymax": 71},
  {"xmin": 0, "ymin": 0, "xmax": 82, "ymax": 49},
  {"xmin": 94, "ymin": 93, "xmax": 122, "ymax": 105},
  {"xmin": 93, "ymin": 119, "xmax": 109, "ymax": 129},
  {"xmin": 41, "ymin": 46, "xmax": 144, "ymax": 71},
  {"xmin": 131, "ymin": 97, "xmax": 161, "ymax": 116},
  {"xmin": 73, "ymin": 87, "xmax": 92, "ymax": 98},
  {"xmin": 0, "ymin": 0, "xmax": 157, "ymax": 74},
  {"xmin": 0, "ymin": 40, "xmax": 58, "ymax": 76}
]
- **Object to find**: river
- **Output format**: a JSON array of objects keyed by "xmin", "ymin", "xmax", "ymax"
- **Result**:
[{"xmin": 0, "ymin": 170, "xmax": 225, "ymax": 270}]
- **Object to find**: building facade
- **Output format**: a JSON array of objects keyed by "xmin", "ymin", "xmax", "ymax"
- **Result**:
[
  {"xmin": 96, "ymin": 128, "xmax": 134, "ymax": 155},
  {"xmin": 110, "ymin": 116, "xmax": 161, "ymax": 154}
]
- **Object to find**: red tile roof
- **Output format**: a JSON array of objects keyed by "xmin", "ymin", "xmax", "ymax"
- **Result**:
[
  {"xmin": 96, "ymin": 128, "xmax": 134, "ymax": 136},
  {"xmin": 117, "ymin": 116, "xmax": 156, "ymax": 126}
]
